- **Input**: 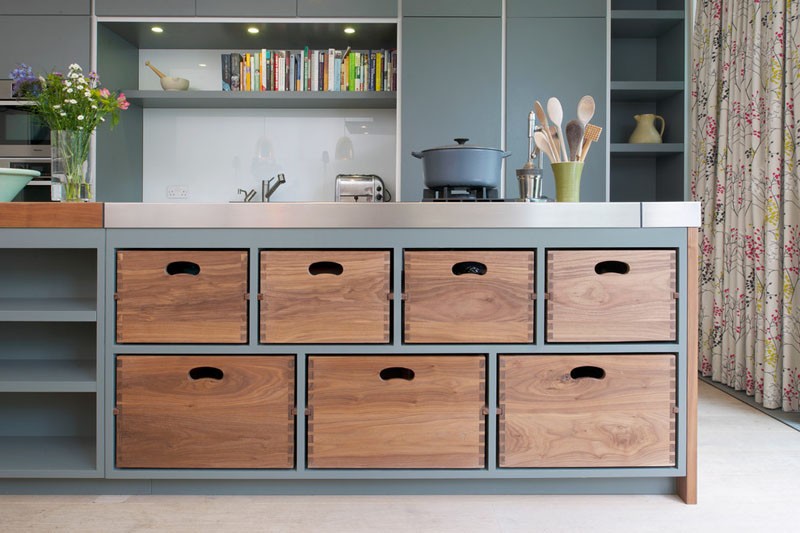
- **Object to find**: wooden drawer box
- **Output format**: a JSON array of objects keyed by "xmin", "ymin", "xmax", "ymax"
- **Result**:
[
  {"xmin": 404, "ymin": 250, "xmax": 535, "ymax": 343},
  {"xmin": 260, "ymin": 250, "xmax": 391, "ymax": 344},
  {"xmin": 115, "ymin": 355, "xmax": 294, "ymax": 469},
  {"xmin": 499, "ymin": 354, "xmax": 676, "ymax": 468},
  {"xmin": 116, "ymin": 250, "xmax": 248, "ymax": 344},
  {"xmin": 307, "ymin": 355, "xmax": 486, "ymax": 468},
  {"xmin": 546, "ymin": 249, "xmax": 677, "ymax": 342}
]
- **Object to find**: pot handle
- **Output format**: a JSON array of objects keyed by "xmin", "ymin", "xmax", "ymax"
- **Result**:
[
  {"xmin": 454, "ymin": 138, "xmax": 469, "ymax": 145},
  {"xmin": 411, "ymin": 151, "xmax": 423, "ymax": 159},
  {"xmin": 502, "ymin": 151, "xmax": 513, "ymax": 158}
]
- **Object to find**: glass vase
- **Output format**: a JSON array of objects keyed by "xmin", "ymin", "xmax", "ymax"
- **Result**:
[{"xmin": 51, "ymin": 129, "xmax": 93, "ymax": 202}]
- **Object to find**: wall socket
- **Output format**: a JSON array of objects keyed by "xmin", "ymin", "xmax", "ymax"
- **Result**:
[{"xmin": 166, "ymin": 185, "xmax": 189, "ymax": 199}]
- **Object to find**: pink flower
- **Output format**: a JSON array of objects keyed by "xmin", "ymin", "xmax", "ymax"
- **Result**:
[
  {"xmin": 99, "ymin": 88, "xmax": 110, "ymax": 98},
  {"xmin": 117, "ymin": 93, "xmax": 130, "ymax": 110}
]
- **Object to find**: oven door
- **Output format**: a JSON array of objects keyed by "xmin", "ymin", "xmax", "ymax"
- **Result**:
[{"xmin": 0, "ymin": 103, "xmax": 51, "ymax": 158}]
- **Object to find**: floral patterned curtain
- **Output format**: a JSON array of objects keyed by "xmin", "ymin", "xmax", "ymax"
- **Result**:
[{"xmin": 692, "ymin": 0, "xmax": 800, "ymax": 411}]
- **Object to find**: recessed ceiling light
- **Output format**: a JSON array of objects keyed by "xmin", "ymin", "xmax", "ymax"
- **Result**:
[
  {"xmin": 344, "ymin": 27, "xmax": 356, "ymax": 34},
  {"xmin": 151, "ymin": 26, "xmax": 164, "ymax": 33},
  {"xmin": 247, "ymin": 27, "xmax": 259, "ymax": 34},
  {"xmin": 198, "ymin": 63, "xmax": 207, "ymax": 67}
]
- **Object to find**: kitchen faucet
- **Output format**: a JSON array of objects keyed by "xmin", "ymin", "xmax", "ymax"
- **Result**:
[
  {"xmin": 262, "ymin": 173, "xmax": 286, "ymax": 202},
  {"xmin": 237, "ymin": 188, "xmax": 257, "ymax": 202}
]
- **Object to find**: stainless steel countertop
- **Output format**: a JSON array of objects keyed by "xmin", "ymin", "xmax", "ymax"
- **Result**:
[{"xmin": 104, "ymin": 201, "xmax": 700, "ymax": 229}]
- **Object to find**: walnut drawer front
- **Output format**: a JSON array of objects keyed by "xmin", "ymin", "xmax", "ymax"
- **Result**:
[
  {"xmin": 404, "ymin": 250, "xmax": 535, "ymax": 343},
  {"xmin": 546, "ymin": 249, "xmax": 677, "ymax": 342},
  {"xmin": 499, "ymin": 354, "xmax": 676, "ymax": 468},
  {"xmin": 115, "ymin": 250, "xmax": 249, "ymax": 344},
  {"xmin": 115, "ymin": 355, "xmax": 295, "ymax": 469},
  {"xmin": 260, "ymin": 250, "xmax": 391, "ymax": 344},
  {"xmin": 307, "ymin": 355, "xmax": 486, "ymax": 469}
]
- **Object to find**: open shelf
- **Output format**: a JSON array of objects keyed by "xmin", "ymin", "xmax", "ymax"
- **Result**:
[
  {"xmin": 0, "ymin": 360, "xmax": 95, "ymax": 393},
  {"xmin": 0, "ymin": 436, "xmax": 97, "ymax": 477},
  {"xmin": 610, "ymin": 143, "xmax": 685, "ymax": 156},
  {"xmin": 610, "ymin": 11, "xmax": 684, "ymax": 37},
  {"xmin": 610, "ymin": 81, "xmax": 684, "ymax": 101},
  {"xmin": 124, "ymin": 90, "xmax": 397, "ymax": 109},
  {"xmin": 0, "ymin": 298, "xmax": 97, "ymax": 321}
]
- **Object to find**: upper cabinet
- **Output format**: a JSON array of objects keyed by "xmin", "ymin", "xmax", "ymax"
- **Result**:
[
  {"xmin": 608, "ymin": 0, "xmax": 688, "ymax": 202},
  {"xmin": 402, "ymin": 0, "xmax": 500, "ymax": 17},
  {"xmin": 506, "ymin": 16, "xmax": 607, "ymax": 202},
  {"xmin": 298, "ymin": 0, "xmax": 397, "ymax": 18},
  {"xmin": 507, "ymin": 0, "xmax": 605, "ymax": 18},
  {"xmin": 1, "ymin": 0, "xmax": 89, "ymax": 15},
  {"xmin": 0, "ymin": 16, "xmax": 90, "ymax": 75},
  {"xmin": 400, "ymin": 16, "xmax": 502, "ymax": 201},
  {"xmin": 196, "ymin": 0, "xmax": 297, "ymax": 17},
  {"xmin": 95, "ymin": 0, "xmax": 196, "ymax": 17}
]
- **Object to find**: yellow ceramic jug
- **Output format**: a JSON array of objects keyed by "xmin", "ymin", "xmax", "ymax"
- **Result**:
[{"xmin": 629, "ymin": 114, "xmax": 665, "ymax": 144}]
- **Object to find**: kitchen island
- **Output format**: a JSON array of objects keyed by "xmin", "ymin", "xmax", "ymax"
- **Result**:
[{"xmin": 0, "ymin": 202, "xmax": 699, "ymax": 503}]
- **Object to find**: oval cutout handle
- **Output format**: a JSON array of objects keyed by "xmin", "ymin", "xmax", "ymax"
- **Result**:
[
  {"xmin": 188, "ymin": 366, "xmax": 224, "ymax": 380},
  {"xmin": 308, "ymin": 261, "xmax": 344, "ymax": 276},
  {"xmin": 570, "ymin": 366, "xmax": 606, "ymax": 380},
  {"xmin": 452, "ymin": 261, "xmax": 487, "ymax": 276},
  {"xmin": 379, "ymin": 367, "xmax": 415, "ymax": 381},
  {"xmin": 166, "ymin": 261, "xmax": 201, "ymax": 276},
  {"xmin": 594, "ymin": 260, "xmax": 630, "ymax": 275}
]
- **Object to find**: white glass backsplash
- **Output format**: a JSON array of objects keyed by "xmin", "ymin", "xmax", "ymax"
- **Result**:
[
  {"xmin": 142, "ymin": 108, "xmax": 396, "ymax": 203},
  {"xmin": 139, "ymin": 49, "xmax": 396, "ymax": 202}
]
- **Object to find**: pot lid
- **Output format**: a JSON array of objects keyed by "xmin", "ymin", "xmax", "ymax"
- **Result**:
[{"xmin": 420, "ymin": 138, "xmax": 506, "ymax": 153}]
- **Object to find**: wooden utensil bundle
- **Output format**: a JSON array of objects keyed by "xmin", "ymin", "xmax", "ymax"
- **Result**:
[{"xmin": 534, "ymin": 95, "xmax": 601, "ymax": 164}]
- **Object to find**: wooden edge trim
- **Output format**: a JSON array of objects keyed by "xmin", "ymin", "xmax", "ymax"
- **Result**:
[
  {"xmin": 677, "ymin": 227, "xmax": 699, "ymax": 505},
  {"xmin": 0, "ymin": 202, "xmax": 103, "ymax": 228}
]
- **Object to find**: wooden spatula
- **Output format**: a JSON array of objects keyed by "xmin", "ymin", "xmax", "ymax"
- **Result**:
[{"xmin": 579, "ymin": 123, "xmax": 602, "ymax": 162}]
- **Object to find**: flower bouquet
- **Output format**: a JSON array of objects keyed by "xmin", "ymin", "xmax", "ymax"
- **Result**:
[{"xmin": 9, "ymin": 63, "xmax": 129, "ymax": 201}]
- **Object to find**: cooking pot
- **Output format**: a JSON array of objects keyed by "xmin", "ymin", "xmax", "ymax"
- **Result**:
[{"xmin": 412, "ymin": 138, "xmax": 511, "ymax": 189}]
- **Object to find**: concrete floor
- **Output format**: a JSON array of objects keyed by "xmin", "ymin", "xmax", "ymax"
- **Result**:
[{"xmin": 1, "ymin": 381, "xmax": 797, "ymax": 532}]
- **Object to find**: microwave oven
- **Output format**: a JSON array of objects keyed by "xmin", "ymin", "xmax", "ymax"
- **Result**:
[{"xmin": 0, "ymin": 99, "xmax": 54, "ymax": 201}]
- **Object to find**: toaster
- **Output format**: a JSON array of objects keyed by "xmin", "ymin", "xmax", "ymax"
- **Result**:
[{"xmin": 335, "ymin": 174, "xmax": 390, "ymax": 202}]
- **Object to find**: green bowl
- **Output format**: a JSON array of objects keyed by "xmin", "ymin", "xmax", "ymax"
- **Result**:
[{"xmin": 0, "ymin": 168, "xmax": 41, "ymax": 201}]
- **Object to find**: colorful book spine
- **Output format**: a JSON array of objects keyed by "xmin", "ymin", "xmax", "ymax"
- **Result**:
[
  {"xmin": 221, "ymin": 53, "xmax": 231, "ymax": 91},
  {"xmin": 230, "ymin": 53, "xmax": 242, "ymax": 91}
]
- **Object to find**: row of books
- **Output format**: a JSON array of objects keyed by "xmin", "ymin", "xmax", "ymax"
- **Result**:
[{"xmin": 221, "ymin": 48, "xmax": 398, "ymax": 93}]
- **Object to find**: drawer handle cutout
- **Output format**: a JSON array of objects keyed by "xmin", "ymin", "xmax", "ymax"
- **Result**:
[
  {"xmin": 452, "ymin": 261, "xmax": 487, "ymax": 276},
  {"xmin": 379, "ymin": 367, "xmax": 415, "ymax": 381},
  {"xmin": 166, "ymin": 261, "xmax": 201, "ymax": 276},
  {"xmin": 308, "ymin": 261, "xmax": 344, "ymax": 276},
  {"xmin": 189, "ymin": 367, "xmax": 224, "ymax": 380},
  {"xmin": 570, "ymin": 366, "xmax": 606, "ymax": 380},
  {"xmin": 594, "ymin": 260, "xmax": 630, "ymax": 275}
]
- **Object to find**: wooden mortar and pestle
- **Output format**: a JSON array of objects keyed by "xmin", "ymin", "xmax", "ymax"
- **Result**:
[{"xmin": 145, "ymin": 61, "xmax": 189, "ymax": 91}]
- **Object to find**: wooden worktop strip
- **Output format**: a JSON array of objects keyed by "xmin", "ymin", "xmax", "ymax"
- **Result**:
[{"xmin": 0, "ymin": 203, "xmax": 104, "ymax": 228}]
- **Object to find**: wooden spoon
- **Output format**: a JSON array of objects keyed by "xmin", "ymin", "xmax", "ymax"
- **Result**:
[
  {"xmin": 576, "ymin": 95, "xmax": 596, "ymax": 153},
  {"xmin": 145, "ymin": 61, "xmax": 167, "ymax": 79},
  {"xmin": 565, "ymin": 120, "xmax": 584, "ymax": 162},
  {"xmin": 534, "ymin": 100, "xmax": 559, "ymax": 162},
  {"xmin": 577, "ymin": 95, "xmax": 595, "ymax": 127},
  {"xmin": 547, "ymin": 97, "xmax": 569, "ymax": 162},
  {"xmin": 533, "ymin": 130, "xmax": 555, "ymax": 163}
]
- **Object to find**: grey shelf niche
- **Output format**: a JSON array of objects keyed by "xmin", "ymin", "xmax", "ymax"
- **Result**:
[
  {"xmin": 0, "ymin": 236, "xmax": 104, "ymax": 478},
  {"xmin": 123, "ymin": 90, "xmax": 396, "ymax": 109},
  {"xmin": 609, "ymin": 0, "xmax": 688, "ymax": 202},
  {"xmin": 96, "ymin": 18, "xmax": 399, "ymax": 202}
]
